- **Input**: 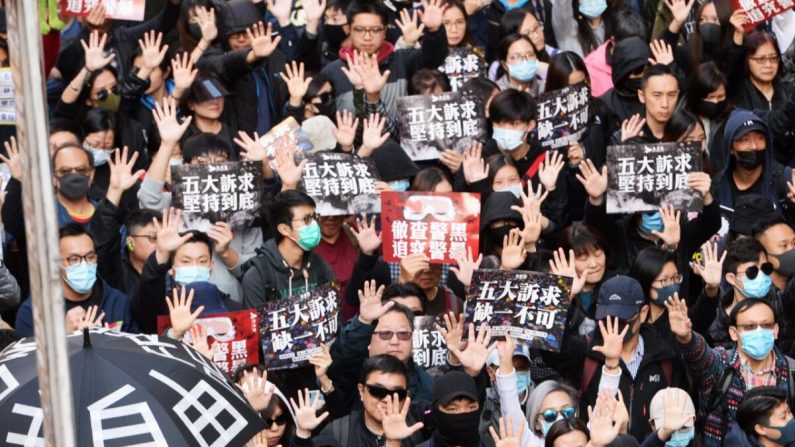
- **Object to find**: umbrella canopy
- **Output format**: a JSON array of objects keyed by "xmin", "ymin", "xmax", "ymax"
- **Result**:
[{"xmin": 0, "ymin": 328, "xmax": 266, "ymax": 446}]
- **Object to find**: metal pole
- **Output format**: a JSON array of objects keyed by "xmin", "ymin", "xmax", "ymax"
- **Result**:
[{"xmin": 5, "ymin": 1, "xmax": 76, "ymax": 446}]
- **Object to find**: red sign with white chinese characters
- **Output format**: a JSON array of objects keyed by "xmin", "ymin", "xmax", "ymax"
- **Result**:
[
  {"xmin": 61, "ymin": 0, "xmax": 147, "ymax": 22},
  {"xmin": 381, "ymin": 192, "xmax": 480, "ymax": 265},
  {"xmin": 733, "ymin": 0, "xmax": 793, "ymax": 30}
]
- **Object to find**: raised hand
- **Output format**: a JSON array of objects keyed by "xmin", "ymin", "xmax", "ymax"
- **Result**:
[
  {"xmin": 519, "ymin": 182, "xmax": 548, "ymax": 209},
  {"xmin": 664, "ymin": 0, "xmax": 695, "ymax": 28},
  {"xmin": 729, "ymin": 9, "xmax": 750, "ymax": 42},
  {"xmin": 687, "ymin": 171, "xmax": 712, "ymax": 204},
  {"xmin": 659, "ymin": 389, "xmax": 694, "ymax": 439},
  {"xmin": 275, "ymin": 144, "xmax": 306, "ymax": 190},
  {"xmin": 360, "ymin": 113, "xmax": 390, "ymax": 157},
  {"xmin": 382, "ymin": 394, "xmax": 424, "ymax": 441},
  {"xmin": 195, "ymin": 6, "xmax": 218, "ymax": 43},
  {"xmin": 435, "ymin": 312, "xmax": 466, "ymax": 354},
  {"xmin": 350, "ymin": 214, "xmax": 382, "ymax": 256},
  {"xmin": 450, "ymin": 246, "xmax": 482, "ymax": 288},
  {"xmin": 496, "ymin": 335, "xmax": 516, "ymax": 374},
  {"xmin": 652, "ymin": 205, "xmax": 681, "ymax": 248},
  {"xmin": 592, "ymin": 316, "xmax": 628, "ymax": 362},
  {"xmin": 500, "ymin": 228, "xmax": 527, "ymax": 270},
  {"xmin": 308, "ymin": 343, "xmax": 332, "ymax": 379},
  {"xmin": 82, "ymin": 31, "xmax": 115, "ymax": 73},
  {"xmin": 234, "ymin": 130, "xmax": 267, "ymax": 161},
  {"xmin": 66, "ymin": 305, "xmax": 105, "ymax": 332},
  {"xmin": 239, "ymin": 368, "xmax": 273, "ymax": 412},
  {"xmin": 538, "ymin": 150, "xmax": 565, "ymax": 191},
  {"xmin": 303, "ymin": 0, "xmax": 328, "ymax": 27},
  {"xmin": 396, "ymin": 8, "xmax": 426, "ymax": 47},
  {"xmin": 207, "ymin": 221, "xmax": 234, "ymax": 255},
  {"xmin": 85, "ymin": 3, "xmax": 107, "ymax": 30},
  {"xmin": 419, "ymin": 0, "xmax": 447, "ymax": 32},
  {"xmin": 399, "ymin": 252, "xmax": 431, "ymax": 283},
  {"xmin": 357, "ymin": 279, "xmax": 394, "ymax": 324},
  {"xmin": 167, "ymin": 286, "xmax": 204, "ymax": 339},
  {"xmin": 691, "ymin": 242, "xmax": 725, "ymax": 289},
  {"xmin": 138, "ymin": 30, "xmax": 169, "ymax": 70},
  {"xmin": 341, "ymin": 50, "xmax": 365, "ymax": 90},
  {"xmin": 620, "ymin": 114, "xmax": 645, "ymax": 142},
  {"xmin": 171, "ymin": 52, "xmax": 198, "ymax": 92},
  {"xmin": 187, "ymin": 324, "xmax": 215, "ymax": 359},
  {"xmin": 153, "ymin": 97, "xmax": 192, "ymax": 146},
  {"xmin": 549, "ymin": 248, "xmax": 588, "ymax": 298},
  {"xmin": 333, "ymin": 110, "xmax": 359, "ymax": 150},
  {"xmin": 0, "ymin": 136, "xmax": 21, "ymax": 180},
  {"xmin": 576, "ymin": 159, "xmax": 608, "ymax": 201},
  {"xmin": 281, "ymin": 61, "xmax": 313, "ymax": 104},
  {"xmin": 649, "ymin": 39, "xmax": 674, "ymax": 66},
  {"xmin": 268, "ymin": 0, "xmax": 294, "ymax": 26},
  {"xmin": 588, "ymin": 391, "xmax": 621, "ymax": 447},
  {"xmin": 462, "ymin": 142, "xmax": 488, "ymax": 184},
  {"xmin": 154, "ymin": 208, "xmax": 193, "ymax": 261},
  {"xmin": 664, "ymin": 293, "xmax": 692, "ymax": 343},
  {"xmin": 511, "ymin": 201, "xmax": 543, "ymax": 245},
  {"xmin": 291, "ymin": 388, "xmax": 331, "ymax": 438},
  {"xmin": 489, "ymin": 416, "xmax": 525, "ymax": 447},
  {"xmin": 247, "ymin": 22, "xmax": 282, "ymax": 59},
  {"xmin": 448, "ymin": 323, "xmax": 497, "ymax": 376},
  {"xmin": 108, "ymin": 147, "xmax": 144, "ymax": 192}
]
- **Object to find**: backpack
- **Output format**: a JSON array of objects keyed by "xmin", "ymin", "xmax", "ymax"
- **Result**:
[{"xmin": 579, "ymin": 355, "xmax": 673, "ymax": 395}]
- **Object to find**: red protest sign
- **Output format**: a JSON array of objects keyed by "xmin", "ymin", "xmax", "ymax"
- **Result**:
[
  {"xmin": 61, "ymin": 0, "xmax": 147, "ymax": 21},
  {"xmin": 733, "ymin": 0, "xmax": 793, "ymax": 30},
  {"xmin": 381, "ymin": 191, "xmax": 480, "ymax": 264},
  {"xmin": 157, "ymin": 310, "xmax": 260, "ymax": 375}
]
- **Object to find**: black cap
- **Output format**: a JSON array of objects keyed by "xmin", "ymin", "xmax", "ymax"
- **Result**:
[
  {"xmin": 595, "ymin": 276, "xmax": 645, "ymax": 320},
  {"xmin": 432, "ymin": 371, "xmax": 478, "ymax": 406},
  {"xmin": 480, "ymin": 191, "xmax": 522, "ymax": 231},
  {"xmin": 732, "ymin": 118, "xmax": 767, "ymax": 141},
  {"xmin": 730, "ymin": 194, "xmax": 776, "ymax": 236},
  {"xmin": 371, "ymin": 141, "xmax": 420, "ymax": 182}
]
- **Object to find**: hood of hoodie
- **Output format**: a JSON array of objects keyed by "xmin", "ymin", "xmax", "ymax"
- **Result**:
[
  {"xmin": 256, "ymin": 238, "xmax": 323, "ymax": 298},
  {"xmin": 718, "ymin": 109, "xmax": 776, "ymax": 206},
  {"xmin": 339, "ymin": 42, "xmax": 395, "ymax": 64},
  {"xmin": 610, "ymin": 37, "xmax": 652, "ymax": 87},
  {"xmin": 220, "ymin": 0, "xmax": 261, "ymax": 42}
]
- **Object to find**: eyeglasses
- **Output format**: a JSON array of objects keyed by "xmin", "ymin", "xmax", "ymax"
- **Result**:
[
  {"xmin": 526, "ymin": 24, "xmax": 544, "ymax": 37},
  {"xmin": 56, "ymin": 166, "xmax": 93, "ymax": 177},
  {"xmin": 749, "ymin": 56, "xmax": 779, "ymax": 65},
  {"xmin": 130, "ymin": 234, "xmax": 158, "ymax": 243},
  {"xmin": 194, "ymin": 155, "xmax": 229, "ymax": 164},
  {"xmin": 351, "ymin": 26, "xmax": 385, "ymax": 37},
  {"xmin": 95, "ymin": 84, "xmax": 119, "ymax": 101},
  {"xmin": 373, "ymin": 330, "xmax": 412, "ymax": 341},
  {"xmin": 265, "ymin": 414, "xmax": 289, "ymax": 427},
  {"xmin": 62, "ymin": 253, "xmax": 98, "ymax": 267},
  {"xmin": 739, "ymin": 262, "xmax": 774, "ymax": 280},
  {"xmin": 653, "ymin": 274, "xmax": 683, "ymax": 288},
  {"xmin": 312, "ymin": 92, "xmax": 333, "ymax": 104},
  {"xmin": 540, "ymin": 406, "xmax": 577, "ymax": 423},
  {"xmin": 364, "ymin": 384, "xmax": 408, "ymax": 400},
  {"xmin": 442, "ymin": 19, "xmax": 466, "ymax": 28},
  {"xmin": 507, "ymin": 53, "xmax": 536, "ymax": 63},
  {"xmin": 735, "ymin": 322, "xmax": 775, "ymax": 332},
  {"xmin": 292, "ymin": 214, "xmax": 319, "ymax": 226}
]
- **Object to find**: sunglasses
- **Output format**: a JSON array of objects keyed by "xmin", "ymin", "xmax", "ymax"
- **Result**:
[
  {"xmin": 741, "ymin": 262, "xmax": 773, "ymax": 280},
  {"xmin": 373, "ymin": 330, "xmax": 412, "ymax": 341},
  {"xmin": 313, "ymin": 92, "xmax": 333, "ymax": 104},
  {"xmin": 364, "ymin": 384, "xmax": 408, "ymax": 400},
  {"xmin": 540, "ymin": 406, "xmax": 577, "ymax": 423},
  {"xmin": 265, "ymin": 413, "xmax": 288, "ymax": 427},
  {"xmin": 95, "ymin": 84, "xmax": 119, "ymax": 101}
]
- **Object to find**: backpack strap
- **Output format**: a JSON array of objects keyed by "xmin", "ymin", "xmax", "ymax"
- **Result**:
[
  {"xmin": 580, "ymin": 356, "xmax": 599, "ymax": 395},
  {"xmin": 785, "ymin": 355, "xmax": 795, "ymax": 404},
  {"xmin": 705, "ymin": 350, "xmax": 736, "ymax": 415}
]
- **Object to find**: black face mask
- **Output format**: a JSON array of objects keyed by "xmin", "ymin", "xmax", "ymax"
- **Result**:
[
  {"xmin": 58, "ymin": 173, "xmax": 91, "ymax": 200},
  {"xmin": 490, "ymin": 225, "xmax": 519, "ymax": 249},
  {"xmin": 699, "ymin": 23, "xmax": 722, "ymax": 47},
  {"xmin": 189, "ymin": 22, "xmax": 203, "ymax": 41},
  {"xmin": 324, "ymin": 24, "xmax": 347, "ymax": 50},
  {"xmin": 698, "ymin": 99, "xmax": 727, "ymax": 119},
  {"xmin": 621, "ymin": 77, "xmax": 643, "ymax": 96},
  {"xmin": 432, "ymin": 407, "xmax": 481, "ymax": 447},
  {"xmin": 735, "ymin": 150, "xmax": 765, "ymax": 170},
  {"xmin": 772, "ymin": 249, "xmax": 795, "ymax": 277}
]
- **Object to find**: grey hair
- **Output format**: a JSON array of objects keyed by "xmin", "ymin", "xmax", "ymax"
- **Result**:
[{"xmin": 524, "ymin": 380, "xmax": 579, "ymax": 436}]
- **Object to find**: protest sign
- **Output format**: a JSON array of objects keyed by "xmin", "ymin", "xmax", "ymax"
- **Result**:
[
  {"xmin": 397, "ymin": 91, "xmax": 486, "ymax": 161},
  {"xmin": 157, "ymin": 309, "xmax": 260, "ymax": 375},
  {"xmin": 61, "ymin": 0, "xmax": 147, "ymax": 21},
  {"xmin": 257, "ymin": 117, "xmax": 313, "ymax": 170},
  {"xmin": 606, "ymin": 141, "xmax": 704, "ymax": 214},
  {"xmin": 412, "ymin": 316, "xmax": 448, "ymax": 371},
  {"xmin": 536, "ymin": 82, "xmax": 590, "ymax": 150},
  {"xmin": 438, "ymin": 47, "xmax": 486, "ymax": 92},
  {"xmin": 732, "ymin": 0, "xmax": 793, "ymax": 30},
  {"xmin": 381, "ymin": 191, "xmax": 480, "ymax": 264},
  {"xmin": 259, "ymin": 283, "xmax": 340, "ymax": 370},
  {"xmin": 171, "ymin": 161, "xmax": 264, "ymax": 231},
  {"xmin": 0, "ymin": 70, "xmax": 15, "ymax": 126},
  {"xmin": 464, "ymin": 269, "xmax": 572, "ymax": 352},
  {"xmin": 301, "ymin": 152, "xmax": 381, "ymax": 216}
]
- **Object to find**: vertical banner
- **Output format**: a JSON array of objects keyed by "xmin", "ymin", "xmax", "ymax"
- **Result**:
[
  {"xmin": 259, "ymin": 283, "xmax": 340, "ymax": 370},
  {"xmin": 438, "ymin": 47, "xmax": 486, "ymax": 92},
  {"xmin": 606, "ymin": 141, "xmax": 704, "ymax": 214},
  {"xmin": 536, "ymin": 82, "xmax": 590, "ymax": 149},
  {"xmin": 397, "ymin": 91, "xmax": 487, "ymax": 161},
  {"xmin": 60, "ymin": 0, "xmax": 147, "ymax": 21},
  {"xmin": 381, "ymin": 192, "xmax": 480, "ymax": 264},
  {"xmin": 300, "ymin": 152, "xmax": 381, "ymax": 216},
  {"xmin": 464, "ymin": 269, "xmax": 572, "ymax": 352},
  {"xmin": 157, "ymin": 310, "xmax": 261, "ymax": 375}
]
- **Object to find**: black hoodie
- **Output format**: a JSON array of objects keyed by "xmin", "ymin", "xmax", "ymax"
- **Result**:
[{"xmin": 599, "ymin": 37, "xmax": 651, "ymax": 134}]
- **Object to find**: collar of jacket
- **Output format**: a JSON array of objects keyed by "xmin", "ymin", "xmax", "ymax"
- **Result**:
[{"xmin": 339, "ymin": 42, "xmax": 395, "ymax": 65}]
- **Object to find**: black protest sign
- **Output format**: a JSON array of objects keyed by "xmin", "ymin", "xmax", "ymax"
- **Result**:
[
  {"xmin": 397, "ymin": 91, "xmax": 486, "ymax": 161},
  {"xmin": 259, "ymin": 283, "xmax": 340, "ymax": 370},
  {"xmin": 438, "ymin": 47, "xmax": 486, "ymax": 92},
  {"xmin": 606, "ymin": 141, "xmax": 704, "ymax": 214},
  {"xmin": 301, "ymin": 152, "xmax": 381, "ymax": 216},
  {"xmin": 412, "ymin": 316, "xmax": 448, "ymax": 370},
  {"xmin": 536, "ymin": 82, "xmax": 590, "ymax": 150},
  {"xmin": 464, "ymin": 269, "xmax": 572, "ymax": 352},
  {"xmin": 171, "ymin": 162, "xmax": 264, "ymax": 230}
]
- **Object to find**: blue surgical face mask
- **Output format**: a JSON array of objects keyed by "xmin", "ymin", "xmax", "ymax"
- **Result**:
[
  {"xmin": 296, "ymin": 220, "xmax": 322, "ymax": 251},
  {"xmin": 170, "ymin": 157, "xmax": 182, "ymax": 166},
  {"xmin": 85, "ymin": 144, "xmax": 112, "ymax": 167},
  {"xmin": 652, "ymin": 283, "xmax": 680, "ymax": 306},
  {"xmin": 640, "ymin": 212, "xmax": 664, "ymax": 234},
  {"xmin": 741, "ymin": 272, "xmax": 772, "ymax": 298},
  {"xmin": 739, "ymin": 327, "xmax": 775, "ymax": 360},
  {"xmin": 764, "ymin": 418, "xmax": 795, "ymax": 445},
  {"xmin": 666, "ymin": 426, "xmax": 695, "ymax": 447},
  {"xmin": 579, "ymin": 0, "xmax": 607, "ymax": 18},
  {"xmin": 508, "ymin": 59, "xmax": 539, "ymax": 82},
  {"xmin": 516, "ymin": 370, "xmax": 532, "ymax": 396},
  {"xmin": 174, "ymin": 266, "xmax": 211, "ymax": 285},
  {"xmin": 496, "ymin": 184, "xmax": 523, "ymax": 198},
  {"xmin": 63, "ymin": 262, "xmax": 98, "ymax": 294},
  {"xmin": 493, "ymin": 127, "xmax": 527, "ymax": 151},
  {"xmin": 389, "ymin": 179, "xmax": 411, "ymax": 192}
]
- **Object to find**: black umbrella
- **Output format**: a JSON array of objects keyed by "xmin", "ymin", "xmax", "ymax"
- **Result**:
[{"xmin": 0, "ymin": 328, "xmax": 266, "ymax": 446}]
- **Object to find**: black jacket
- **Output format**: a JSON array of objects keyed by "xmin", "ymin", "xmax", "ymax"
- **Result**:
[{"xmin": 91, "ymin": 199, "xmax": 142, "ymax": 298}]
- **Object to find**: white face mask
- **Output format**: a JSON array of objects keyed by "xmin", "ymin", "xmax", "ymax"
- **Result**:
[{"xmin": 85, "ymin": 144, "xmax": 112, "ymax": 166}]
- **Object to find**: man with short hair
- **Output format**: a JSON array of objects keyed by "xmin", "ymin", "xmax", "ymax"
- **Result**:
[
  {"xmin": 732, "ymin": 386, "xmax": 795, "ymax": 446},
  {"xmin": 636, "ymin": 64, "xmax": 678, "ymax": 141},
  {"xmin": 753, "ymin": 216, "xmax": 795, "ymax": 291},
  {"xmin": 52, "ymin": 145, "xmax": 97, "ymax": 227}
]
